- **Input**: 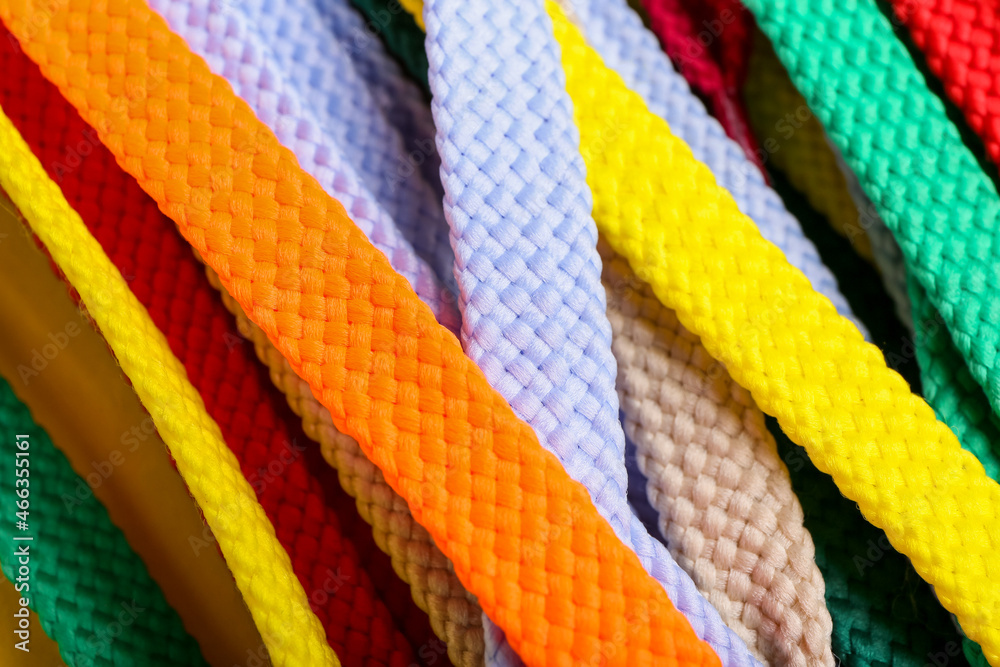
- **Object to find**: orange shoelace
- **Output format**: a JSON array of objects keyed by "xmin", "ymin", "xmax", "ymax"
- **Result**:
[{"xmin": 0, "ymin": 1, "xmax": 722, "ymax": 664}]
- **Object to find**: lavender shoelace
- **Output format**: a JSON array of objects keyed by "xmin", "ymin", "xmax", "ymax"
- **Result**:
[
  {"xmin": 245, "ymin": 0, "xmax": 457, "ymax": 293},
  {"xmin": 566, "ymin": 0, "xmax": 861, "ymax": 334},
  {"xmin": 149, "ymin": 0, "xmax": 461, "ymax": 332},
  {"xmin": 424, "ymin": 0, "xmax": 764, "ymax": 664},
  {"xmin": 312, "ymin": 0, "xmax": 445, "ymax": 199},
  {"xmin": 561, "ymin": 0, "xmax": 868, "ymax": 570}
]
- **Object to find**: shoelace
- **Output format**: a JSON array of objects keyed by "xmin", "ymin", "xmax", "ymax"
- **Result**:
[
  {"xmin": 148, "ymin": 0, "xmax": 460, "ymax": 332},
  {"xmin": 333, "ymin": 0, "xmax": 863, "ymax": 349},
  {"xmin": 742, "ymin": 36, "xmax": 875, "ymax": 263},
  {"xmin": 888, "ymin": 0, "xmax": 1000, "ymax": 169},
  {"xmin": 547, "ymin": 1, "xmax": 1000, "ymax": 659},
  {"xmin": 908, "ymin": 270, "xmax": 1000, "ymax": 498},
  {"xmin": 244, "ymin": 0, "xmax": 456, "ymax": 290},
  {"xmin": 423, "ymin": 0, "xmax": 833, "ymax": 662},
  {"xmin": 743, "ymin": 11, "xmax": 1000, "ymax": 660},
  {"xmin": 345, "ymin": 0, "xmax": 431, "ymax": 90},
  {"xmin": 396, "ymin": 2, "xmax": 960, "ymax": 664},
  {"xmin": 381, "ymin": 0, "xmax": 864, "ymax": 340},
  {"xmin": 744, "ymin": 5, "xmax": 1000, "ymax": 658},
  {"xmin": 741, "ymin": 35, "xmax": 915, "ymax": 339},
  {"xmin": 779, "ymin": 36, "xmax": 1000, "ymax": 659},
  {"xmin": 0, "ymin": 1, "xmax": 728, "ymax": 664},
  {"xmin": 599, "ymin": 239, "xmax": 833, "ymax": 667},
  {"xmin": 769, "ymin": 426, "xmax": 973, "ymax": 667},
  {"xmin": 395, "ymin": 0, "xmax": 1000, "ymax": 660},
  {"xmin": 561, "ymin": 0, "xmax": 864, "ymax": 336},
  {"xmin": 312, "ymin": 0, "xmax": 443, "ymax": 204},
  {"xmin": 203, "ymin": 264, "xmax": 488, "ymax": 667},
  {"xmin": 360, "ymin": 5, "xmax": 860, "ymax": 667},
  {"xmin": 143, "ymin": 2, "xmax": 481, "ymax": 660},
  {"xmin": 0, "ymin": 45, "xmax": 429, "ymax": 667},
  {"xmin": 397, "ymin": 1, "xmax": 855, "ymax": 662},
  {"xmin": 742, "ymin": 0, "xmax": 1000, "ymax": 493},
  {"xmin": 424, "ymin": 1, "xmax": 779, "ymax": 664},
  {"xmin": 0, "ymin": 105, "xmax": 338, "ymax": 667},
  {"xmin": 0, "ymin": 374, "xmax": 207, "ymax": 666},
  {"xmin": 425, "ymin": 0, "xmax": 627, "ymax": 663},
  {"xmin": 724, "ymin": 158, "xmax": 975, "ymax": 665},
  {"xmin": 909, "ymin": 273, "xmax": 1000, "ymax": 482},
  {"xmin": 637, "ymin": 0, "xmax": 764, "ymax": 173}
]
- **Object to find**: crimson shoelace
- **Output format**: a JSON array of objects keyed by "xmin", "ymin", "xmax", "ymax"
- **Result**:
[
  {"xmin": 889, "ymin": 0, "xmax": 1000, "ymax": 170},
  {"xmin": 639, "ymin": 0, "xmax": 764, "ymax": 171}
]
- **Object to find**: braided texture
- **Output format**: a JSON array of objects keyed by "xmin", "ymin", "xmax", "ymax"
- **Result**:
[
  {"xmin": 244, "ymin": 0, "xmax": 455, "ymax": 289},
  {"xmin": 772, "ymin": 423, "xmax": 972, "ymax": 667},
  {"xmin": 424, "ymin": 2, "xmax": 763, "ymax": 664},
  {"xmin": 637, "ymin": 0, "xmax": 763, "ymax": 171},
  {"xmin": 741, "ymin": 34, "xmax": 912, "ymax": 335},
  {"xmin": 599, "ymin": 240, "xmax": 833, "ymax": 667},
  {"xmin": 826, "ymin": 142, "xmax": 915, "ymax": 332},
  {"xmin": 0, "ymin": 44, "xmax": 429, "ymax": 667},
  {"xmin": 148, "ymin": 0, "xmax": 459, "ymax": 331},
  {"xmin": 344, "ymin": 0, "xmax": 430, "ymax": 90},
  {"xmin": 742, "ymin": 0, "xmax": 1000, "ymax": 497},
  {"xmin": 770, "ymin": 425, "xmax": 971, "ymax": 667},
  {"xmin": 151, "ymin": 7, "xmax": 481, "ymax": 652},
  {"xmin": 545, "ymin": 3, "xmax": 1000, "ymax": 660},
  {"xmin": 0, "ymin": 105, "xmax": 338, "ymax": 667},
  {"xmin": 135, "ymin": 4, "xmax": 476, "ymax": 652},
  {"xmin": 310, "ymin": 0, "xmax": 444, "ymax": 205},
  {"xmin": 908, "ymin": 275, "xmax": 1000, "ymax": 481},
  {"xmin": 0, "ymin": 1, "xmax": 726, "ymax": 664},
  {"xmin": 561, "ymin": 0, "xmax": 863, "ymax": 335},
  {"xmin": 744, "ymin": 15, "xmax": 994, "ymax": 659},
  {"xmin": 372, "ymin": 0, "xmax": 864, "ymax": 343},
  {"xmin": 742, "ymin": 36, "xmax": 874, "ymax": 262},
  {"xmin": 0, "ymin": 375, "xmax": 207, "ymax": 667},
  {"xmin": 889, "ymin": 0, "xmax": 1000, "ymax": 168},
  {"xmin": 423, "ymin": 0, "xmax": 620, "ymax": 661},
  {"xmin": 204, "ymin": 265, "xmax": 487, "ymax": 667},
  {"xmin": 765, "ymin": 171, "xmax": 926, "ymax": 404}
]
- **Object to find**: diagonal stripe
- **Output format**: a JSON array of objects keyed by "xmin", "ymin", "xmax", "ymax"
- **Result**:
[
  {"xmin": 0, "ymin": 105, "xmax": 340, "ymax": 667},
  {"xmin": 0, "ymin": 0, "xmax": 724, "ymax": 664}
]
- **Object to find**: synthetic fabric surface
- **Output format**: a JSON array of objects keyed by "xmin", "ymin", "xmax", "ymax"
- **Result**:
[
  {"xmin": 742, "ymin": 36, "xmax": 874, "ymax": 262},
  {"xmin": 600, "ymin": 239, "xmax": 833, "ymax": 667},
  {"xmin": 0, "ymin": 0, "xmax": 729, "ymax": 664},
  {"xmin": 769, "ymin": 422, "xmax": 971, "ymax": 667},
  {"xmin": 245, "ymin": 0, "xmax": 456, "ymax": 291},
  {"xmin": 148, "ymin": 0, "xmax": 460, "ymax": 331},
  {"xmin": 638, "ymin": 0, "xmax": 763, "ymax": 171},
  {"xmin": 0, "ymin": 374, "xmax": 207, "ymax": 667},
  {"xmin": 145, "ymin": 2, "xmax": 480, "ymax": 659},
  {"xmin": 740, "ymin": 16, "xmax": 1000, "ymax": 650},
  {"xmin": 204, "ymin": 264, "xmax": 487, "ymax": 667},
  {"xmin": 394, "ymin": 0, "xmax": 1000, "ymax": 661},
  {"xmin": 888, "ymin": 0, "xmax": 1000, "ymax": 169},
  {"xmin": 0, "ymin": 43, "xmax": 429, "ymax": 667},
  {"xmin": 333, "ymin": 0, "xmax": 866, "ymax": 349},
  {"xmin": 562, "ymin": 0, "xmax": 864, "ymax": 336},
  {"xmin": 549, "ymin": 2, "xmax": 1000, "ymax": 661},
  {"xmin": 0, "ymin": 104, "xmax": 338, "ymax": 667}
]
